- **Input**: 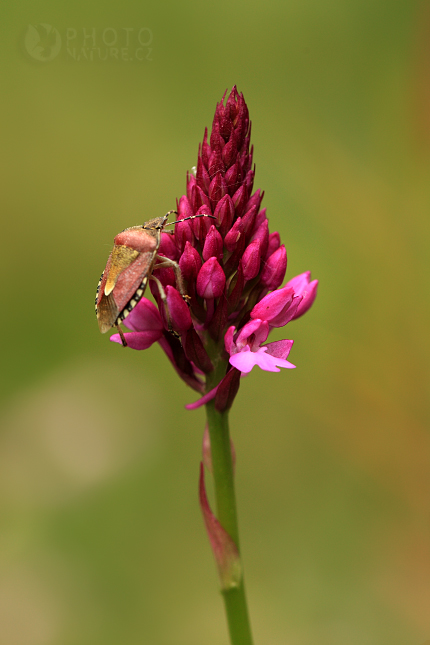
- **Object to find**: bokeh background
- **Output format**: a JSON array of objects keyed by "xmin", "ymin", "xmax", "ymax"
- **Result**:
[{"xmin": 1, "ymin": 1, "xmax": 429, "ymax": 643}]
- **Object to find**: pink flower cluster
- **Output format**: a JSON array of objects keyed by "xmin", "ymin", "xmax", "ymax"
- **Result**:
[{"xmin": 111, "ymin": 87, "xmax": 318, "ymax": 409}]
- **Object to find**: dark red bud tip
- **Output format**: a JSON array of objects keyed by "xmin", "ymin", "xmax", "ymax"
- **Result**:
[{"xmin": 214, "ymin": 368, "xmax": 241, "ymax": 412}]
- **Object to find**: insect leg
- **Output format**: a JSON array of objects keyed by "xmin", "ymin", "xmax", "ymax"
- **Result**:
[
  {"xmin": 115, "ymin": 323, "xmax": 128, "ymax": 347},
  {"xmin": 154, "ymin": 255, "xmax": 189, "ymax": 301},
  {"xmin": 149, "ymin": 274, "xmax": 179, "ymax": 337}
]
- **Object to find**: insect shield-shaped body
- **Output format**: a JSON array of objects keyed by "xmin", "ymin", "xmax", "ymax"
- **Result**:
[{"xmin": 95, "ymin": 210, "xmax": 214, "ymax": 346}]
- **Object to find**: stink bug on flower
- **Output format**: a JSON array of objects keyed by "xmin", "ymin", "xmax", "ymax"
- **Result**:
[{"xmin": 95, "ymin": 210, "xmax": 215, "ymax": 346}]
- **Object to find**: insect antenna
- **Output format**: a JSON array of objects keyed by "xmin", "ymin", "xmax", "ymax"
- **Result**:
[{"xmin": 164, "ymin": 213, "xmax": 216, "ymax": 228}]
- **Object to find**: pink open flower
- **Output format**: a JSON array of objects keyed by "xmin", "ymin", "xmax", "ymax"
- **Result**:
[
  {"xmin": 110, "ymin": 297, "xmax": 164, "ymax": 349},
  {"xmin": 224, "ymin": 319, "xmax": 295, "ymax": 373},
  {"xmin": 284, "ymin": 271, "xmax": 319, "ymax": 319}
]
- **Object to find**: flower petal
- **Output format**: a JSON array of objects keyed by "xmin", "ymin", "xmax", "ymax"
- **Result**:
[
  {"xmin": 250, "ymin": 286, "xmax": 295, "ymax": 323},
  {"xmin": 110, "ymin": 330, "xmax": 162, "ymax": 350},
  {"xmin": 285, "ymin": 271, "xmax": 311, "ymax": 295},
  {"xmin": 235, "ymin": 319, "xmax": 269, "ymax": 351},
  {"xmin": 123, "ymin": 297, "xmax": 164, "ymax": 333},
  {"xmin": 224, "ymin": 326, "xmax": 236, "ymax": 355},
  {"xmin": 229, "ymin": 346, "xmax": 296, "ymax": 373},
  {"xmin": 229, "ymin": 348, "xmax": 260, "ymax": 373},
  {"xmin": 264, "ymin": 339, "xmax": 294, "ymax": 359}
]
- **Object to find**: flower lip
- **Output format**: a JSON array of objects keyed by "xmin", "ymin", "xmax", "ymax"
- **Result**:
[{"xmin": 225, "ymin": 320, "xmax": 295, "ymax": 374}]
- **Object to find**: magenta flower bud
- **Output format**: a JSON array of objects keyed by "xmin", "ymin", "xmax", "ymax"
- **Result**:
[
  {"xmin": 178, "ymin": 194, "xmax": 194, "ymax": 220},
  {"xmin": 176, "ymin": 196, "xmax": 194, "ymax": 253},
  {"xmin": 250, "ymin": 286, "xmax": 301, "ymax": 327},
  {"xmin": 260, "ymin": 244, "xmax": 287, "ymax": 289},
  {"xmin": 245, "ymin": 168, "xmax": 255, "ymax": 196},
  {"xmin": 208, "ymin": 149, "xmax": 225, "ymax": 176},
  {"xmin": 159, "ymin": 232, "xmax": 178, "ymax": 260},
  {"xmin": 285, "ymin": 271, "xmax": 319, "ymax": 319},
  {"xmin": 186, "ymin": 172, "xmax": 196, "ymax": 202},
  {"xmin": 222, "ymin": 127, "xmax": 238, "ymax": 168},
  {"xmin": 224, "ymin": 162, "xmax": 240, "ymax": 197},
  {"xmin": 203, "ymin": 225, "xmax": 223, "ymax": 261},
  {"xmin": 196, "ymin": 155, "xmax": 211, "ymax": 193},
  {"xmin": 208, "ymin": 172, "xmax": 227, "ymax": 208},
  {"xmin": 197, "ymin": 257, "xmax": 226, "ymax": 299},
  {"xmin": 241, "ymin": 205, "xmax": 257, "ymax": 238},
  {"xmin": 241, "ymin": 239, "xmax": 261, "ymax": 281},
  {"xmin": 214, "ymin": 194, "xmax": 235, "ymax": 237},
  {"xmin": 189, "ymin": 183, "xmax": 211, "ymax": 214},
  {"xmin": 179, "ymin": 241, "xmax": 202, "ymax": 281},
  {"xmin": 232, "ymin": 184, "xmax": 247, "ymax": 217},
  {"xmin": 210, "ymin": 119, "xmax": 225, "ymax": 154},
  {"xmin": 151, "ymin": 265, "xmax": 175, "ymax": 289},
  {"xmin": 254, "ymin": 207, "xmax": 267, "ymax": 231},
  {"xmin": 224, "ymin": 217, "xmax": 243, "ymax": 252},
  {"xmin": 245, "ymin": 191, "xmax": 260, "ymax": 212},
  {"xmin": 201, "ymin": 127, "xmax": 210, "ymax": 168},
  {"xmin": 250, "ymin": 218, "xmax": 269, "ymax": 258},
  {"xmin": 192, "ymin": 204, "xmax": 213, "ymax": 243},
  {"xmin": 266, "ymin": 231, "xmax": 280, "ymax": 259},
  {"xmin": 163, "ymin": 286, "xmax": 192, "ymax": 333}
]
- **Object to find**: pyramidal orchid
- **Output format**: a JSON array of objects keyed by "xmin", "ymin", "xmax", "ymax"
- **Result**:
[{"xmin": 108, "ymin": 87, "xmax": 318, "ymax": 645}]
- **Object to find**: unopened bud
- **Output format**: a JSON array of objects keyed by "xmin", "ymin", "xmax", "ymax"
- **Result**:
[
  {"xmin": 202, "ymin": 225, "xmax": 224, "ymax": 261},
  {"xmin": 179, "ymin": 241, "xmax": 202, "ymax": 281},
  {"xmin": 197, "ymin": 258, "xmax": 226, "ymax": 299},
  {"xmin": 260, "ymin": 245, "xmax": 287, "ymax": 289},
  {"xmin": 165, "ymin": 286, "xmax": 192, "ymax": 333},
  {"xmin": 241, "ymin": 239, "xmax": 261, "ymax": 281}
]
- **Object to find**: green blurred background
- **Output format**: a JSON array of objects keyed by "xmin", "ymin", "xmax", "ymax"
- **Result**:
[{"xmin": 1, "ymin": 1, "xmax": 429, "ymax": 643}]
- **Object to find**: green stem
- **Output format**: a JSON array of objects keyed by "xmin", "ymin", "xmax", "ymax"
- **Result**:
[{"xmin": 205, "ymin": 400, "xmax": 254, "ymax": 645}]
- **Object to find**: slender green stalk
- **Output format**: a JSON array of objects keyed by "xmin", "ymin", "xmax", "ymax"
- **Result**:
[{"xmin": 205, "ymin": 400, "xmax": 254, "ymax": 645}]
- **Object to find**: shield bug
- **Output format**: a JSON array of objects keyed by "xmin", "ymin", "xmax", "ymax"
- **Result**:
[{"xmin": 95, "ymin": 210, "xmax": 215, "ymax": 346}]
